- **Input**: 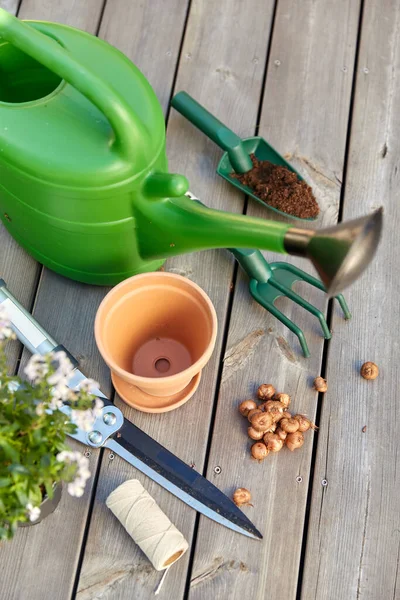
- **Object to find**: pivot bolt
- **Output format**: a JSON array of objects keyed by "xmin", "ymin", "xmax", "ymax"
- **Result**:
[
  {"xmin": 88, "ymin": 430, "xmax": 103, "ymax": 445},
  {"xmin": 103, "ymin": 412, "xmax": 117, "ymax": 426}
]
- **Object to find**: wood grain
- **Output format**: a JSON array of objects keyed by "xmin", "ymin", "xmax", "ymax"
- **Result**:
[
  {"xmin": 189, "ymin": 1, "xmax": 362, "ymax": 599},
  {"xmin": 2, "ymin": 1, "xmax": 396, "ymax": 599},
  {"xmin": 0, "ymin": 0, "xmax": 19, "ymax": 15},
  {"xmin": 0, "ymin": 227, "xmax": 39, "ymax": 372},
  {"xmin": 301, "ymin": 1, "xmax": 400, "ymax": 598},
  {"xmin": 99, "ymin": 0, "xmax": 189, "ymax": 113},
  {"xmin": 0, "ymin": 273, "xmax": 112, "ymax": 600},
  {"xmin": 0, "ymin": 0, "xmax": 40, "ymax": 371},
  {"xmin": 76, "ymin": 1, "xmax": 275, "ymax": 599},
  {"xmin": 18, "ymin": 0, "xmax": 104, "ymax": 28},
  {"xmin": 0, "ymin": 2, "xmax": 106, "ymax": 600}
]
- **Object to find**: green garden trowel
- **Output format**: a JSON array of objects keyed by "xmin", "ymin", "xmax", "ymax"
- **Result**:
[{"xmin": 171, "ymin": 91, "xmax": 317, "ymax": 221}]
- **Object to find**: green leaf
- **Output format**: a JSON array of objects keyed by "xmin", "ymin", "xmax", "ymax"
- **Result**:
[
  {"xmin": 0, "ymin": 477, "xmax": 10, "ymax": 488},
  {"xmin": 7, "ymin": 464, "xmax": 30, "ymax": 476},
  {"xmin": 0, "ymin": 439, "xmax": 19, "ymax": 462},
  {"xmin": 44, "ymin": 480, "xmax": 54, "ymax": 499},
  {"xmin": 40, "ymin": 454, "xmax": 51, "ymax": 468},
  {"xmin": 15, "ymin": 487, "xmax": 28, "ymax": 506}
]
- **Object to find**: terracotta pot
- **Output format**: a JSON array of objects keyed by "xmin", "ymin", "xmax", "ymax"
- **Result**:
[
  {"xmin": 19, "ymin": 482, "xmax": 62, "ymax": 528},
  {"xmin": 95, "ymin": 272, "xmax": 218, "ymax": 412}
]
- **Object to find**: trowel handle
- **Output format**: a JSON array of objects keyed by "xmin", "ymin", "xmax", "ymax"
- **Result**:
[
  {"xmin": 0, "ymin": 8, "xmax": 141, "ymax": 161},
  {"xmin": 172, "ymin": 91, "xmax": 253, "ymax": 173}
]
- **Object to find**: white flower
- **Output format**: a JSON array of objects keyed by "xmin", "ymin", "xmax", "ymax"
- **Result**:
[
  {"xmin": 67, "ymin": 481, "xmax": 85, "ymax": 497},
  {"xmin": 52, "ymin": 351, "xmax": 74, "ymax": 375},
  {"xmin": 24, "ymin": 355, "xmax": 49, "ymax": 383},
  {"xmin": 56, "ymin": 451, "xmax": 67, "ymax": 462},
  {"xmin": 51, "ymin": 381, "xmax": 72, "ymax": 402},
  {"xmin": 0, "ymin": 307, "xmax": 15, "ymax": 342},
  {"xmin": 92, "ymin": 397, "xmax": 104, "ymax": 419},
  {"xmin": 71, "ymin": 408, "xmax": 96, "ymax": 432},
  {"xmin": 77, "ymin": 467, "xmax": 91, "ymax": 481},
  {"xmin": 35, "ymin": 402, "xmax": 45, "ymax": 416},
  {"xmin": 26, "ymin": 503, "xmax": 41, "ymax": 522},
  {"xmin": 78, "ymin": 378, "xmax": 100, "ymax": 395},
  {"xmin": 56, "ymin": 451, "xmax": 91, "ymax": 498},
  {"xmin": 47, "ymin": 351, "xmax": 75, "ymax": 386},
  {"xmin": 47, "ymin": 372, "xmax": 67, "ymax": 386},
  {"xmin": 0, "ymin": 324, "xmax": 15, "ymax": 341},
  {"xmin": 47, "ymin": 395, "xmax": 63, "ymax": 411},
  {"xmin": 57, "ymin": 450, "xmax": 80, "ymax": 463}
]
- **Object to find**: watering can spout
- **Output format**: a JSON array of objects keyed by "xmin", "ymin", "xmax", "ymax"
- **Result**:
[
  {"xmin": 136, "ymin": 187, "xmax": 382, "ymax": 296},
  {"xmin": 136, "ymin": 190, "xmax": 291, "ymax": 263},
  {"xmin": 284, "ymin": 207, "xmax": 383, "ymax": 296}
]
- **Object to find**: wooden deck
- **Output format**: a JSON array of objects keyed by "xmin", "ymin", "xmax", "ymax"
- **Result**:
[{"xmin": 0, "ymin": 0, "xmax": 398, "ymax": 598}]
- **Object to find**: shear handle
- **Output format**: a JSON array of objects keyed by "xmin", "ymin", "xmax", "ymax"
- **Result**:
[{"xmin": 0, "ymin": 279, "xmax": 77, "ymax": 366}]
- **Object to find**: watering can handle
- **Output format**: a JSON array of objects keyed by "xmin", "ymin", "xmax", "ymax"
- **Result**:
[
  {"xmin": 171, "ymin": 91, "xmax": 253, "ymax": 173},
  {"xmin": 0, "ymin": 9, "xmax": 142, "ymax": 161}
]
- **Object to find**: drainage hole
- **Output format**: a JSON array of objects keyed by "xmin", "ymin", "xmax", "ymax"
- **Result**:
[{"xmin": 155, "ymin": 358, "xmax": 171, "ymax": 374}]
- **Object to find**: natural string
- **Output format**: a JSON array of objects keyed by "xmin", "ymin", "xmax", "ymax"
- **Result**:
[
  {"xmin": 106, "ymin": 479, "xmax": 189, "ymax": 594},
  {"xmin": 154, "ymin": 566, "xmax": 170, "ymax": 595}
]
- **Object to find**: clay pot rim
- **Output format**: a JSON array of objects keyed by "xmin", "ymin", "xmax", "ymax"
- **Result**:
[{"xmin": 94, "ymin": 272, "xmax": 218, "ymax": 384}]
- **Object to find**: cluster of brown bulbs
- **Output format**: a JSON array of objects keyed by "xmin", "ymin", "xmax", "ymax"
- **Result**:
[{"xmin": 238, "ymin": 384, "xmax": 317, "ymax": 461}]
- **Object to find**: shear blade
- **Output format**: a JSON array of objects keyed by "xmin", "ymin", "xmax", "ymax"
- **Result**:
[{"xmin": 106, "ymin": 420, "xmax": 262, "ymax": 540}]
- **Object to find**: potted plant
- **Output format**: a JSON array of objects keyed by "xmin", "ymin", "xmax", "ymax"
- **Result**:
[{"xmin": 0, "ymin": 306, "xmax": 103, "ymax": 541}]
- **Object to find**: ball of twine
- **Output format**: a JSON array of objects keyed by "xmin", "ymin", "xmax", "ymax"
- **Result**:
[{"xmin": 106, "ymin": 479, "xmax": 189, "ymax": 593}]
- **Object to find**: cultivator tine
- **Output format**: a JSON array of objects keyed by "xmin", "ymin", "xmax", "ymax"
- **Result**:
[
  {"xmin": 250, "ymin": 280, "xmax": 311, "ymax": 358},
  {"xmin": 335, "ymin": 294, "xmax": 351, "ymax": 320},
  {"xmin": 232, "ymin": 252, "xmax": 351, "ymax": 359},
  {"xmin": 270, "ymin": 262, "xmax": 352, "ymax": 320},
  {"xmin": 268, "ymin": 279, "xmax": 332, "ymax": 340}
]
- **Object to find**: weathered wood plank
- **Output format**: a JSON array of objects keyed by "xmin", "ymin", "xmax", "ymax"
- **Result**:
[
  {"xmin": 301, "ymin": 1, "xmax": 400, "ymax": 598},
  {"xmin": 0, "ymin": 3, "xmax": 106, "ymax": 600},
  {"xmin": 0, "ymin": 274, "xmax": 112, "ymax": 600},
  {"xmin": 76, "ymin": 1, "xmax": 276, "ymax": 599},
  {"xmin": 0, "ymin": 0, "xmax": 40, "ymax": 371},
  {"xmin": 99, "ymin": 0, "xmax": 189, "ymax": 113},
  {"xmin": 18, "ymin": 0, "xmax": 104, "ymax": 28},
  {"xmin": 189, "ymin": 1, "xmax": 361, "ymax": 599},
  {"xmin": 0, "ymin": 0, "xmax": 19, "ymax": 15},
  {"xmin": 0, "ymin": 226, "xmax": 39, "ymax": 372}
]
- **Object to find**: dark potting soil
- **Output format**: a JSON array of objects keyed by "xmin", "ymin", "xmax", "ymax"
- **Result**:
[{"xmin": 232, "ymin": 154, "xmax": 319, "ymax": 219}]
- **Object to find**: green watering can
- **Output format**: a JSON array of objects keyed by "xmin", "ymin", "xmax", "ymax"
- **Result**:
[{"xmin": 0, "ymin": 9, "xmax": 382, "ymax": 294}]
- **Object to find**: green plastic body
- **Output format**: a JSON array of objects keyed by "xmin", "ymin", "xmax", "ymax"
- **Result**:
[
  {"xmin": 0, "ymin": 10, "xmax": 292, "ymax": 286},
  {"xmin": 171, "ymin": 91, "xmax": 317, "ymax": 222}
]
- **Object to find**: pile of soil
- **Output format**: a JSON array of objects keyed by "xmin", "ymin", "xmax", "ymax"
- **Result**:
[{"xmin": 232, "ymin": 154, "xmax": 319, "ymax": 219}]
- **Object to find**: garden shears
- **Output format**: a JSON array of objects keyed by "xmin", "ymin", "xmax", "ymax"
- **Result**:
[{"xmin": 0, "ymin": 279, "xmax": 262, "ymax": 540}]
